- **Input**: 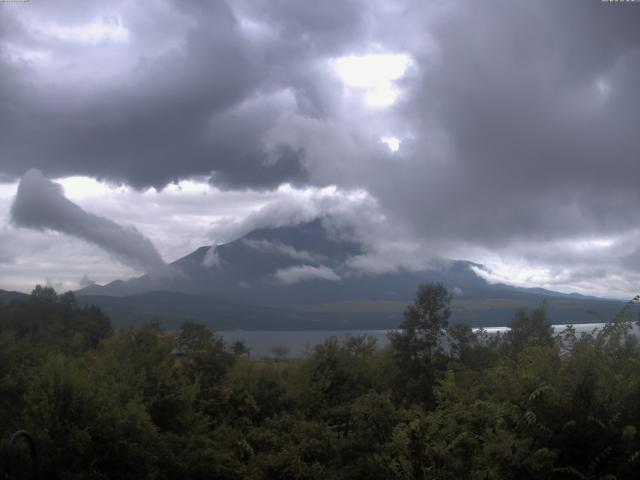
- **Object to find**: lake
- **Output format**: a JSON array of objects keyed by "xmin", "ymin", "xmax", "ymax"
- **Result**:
[{"xmin": 219, "ymin": 322, "xmax": 639, "ymax": 357}]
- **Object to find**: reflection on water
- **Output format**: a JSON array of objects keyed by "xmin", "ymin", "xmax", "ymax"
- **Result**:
[{"xmin": 220, "ymin": 322, "xmax": 640, "ymax": 357}]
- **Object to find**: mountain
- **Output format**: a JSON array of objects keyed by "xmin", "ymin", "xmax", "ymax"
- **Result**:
[
  {"xmin": 79, "ymin": 219, "xmax": 364, "ymax": 302},
  {"xmin": 77, "ymin": 220, "xmax": 548, "ymax": 303},
  {"xmin": 76, "ymin": 220, "xmax": 633, "ymax": 329},
  {"xmin": 0, "ymin": 289, "xmax": 29, "ymax": 303}
]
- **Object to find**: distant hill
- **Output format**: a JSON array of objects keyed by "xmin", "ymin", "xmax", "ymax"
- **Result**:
[
  {"xmin": 74, "ymin": 220, "xmax": 635, "ymax": 330},
  {"xmin": 0, "ymin": 289, "xmax": 29, "ymax": 303},
  {"xmin": 74, "ymin": 291, "xmax": 631, "ymax": 331}
]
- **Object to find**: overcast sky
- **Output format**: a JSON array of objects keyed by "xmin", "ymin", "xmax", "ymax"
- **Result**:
[{"xmin": 1, "ymin": 0, "xmax": 640, "ymax": 298}]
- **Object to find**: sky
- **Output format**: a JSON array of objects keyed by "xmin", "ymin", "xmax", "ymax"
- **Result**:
[{"xmin": 1, "ymin": 0, "xmax": 640, "ymax": 299}]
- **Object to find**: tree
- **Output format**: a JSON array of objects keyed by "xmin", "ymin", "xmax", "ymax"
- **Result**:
[
  {"xmin": 30, "ymin": 285, "xmax": 58, "ymax": 302},
  {"xmin": 177, "ymin": 320, "xmax": 218, "ymax": 353},
  {"xmin": 390, "ymin": 283, "xmax": 452, "ymax": 358},
  {"xmin": 506, "ymin": 306, "xmax": 554, "ymax": 354},
  {"xmin": 447, "ymin": 323, "xmax": 475, "ymax": 361},
  {"xmin": 389, "ymin": 283, "xmax": 452, "ymax": 406}
]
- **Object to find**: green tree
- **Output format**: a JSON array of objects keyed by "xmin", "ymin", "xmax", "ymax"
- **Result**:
[
  {"xmin": 389, "ymin": 282, "xmax": 452, "ymax": 406},
  {"xmin": 506, "ymin": 306, "xmax": 554, "ymax": 354},
  {"xmin": 30, "ymin": 284, "xmax": 58, "ymax": 302}
]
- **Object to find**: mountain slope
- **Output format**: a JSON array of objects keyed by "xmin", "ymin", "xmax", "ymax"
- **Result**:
[
  {"xmin": 79, "ymin": 220, "xmax": 364, "ymax": 302},
  {"xmin": 0, "ymin": 289, "xmax": 29, "ymax": 303}
]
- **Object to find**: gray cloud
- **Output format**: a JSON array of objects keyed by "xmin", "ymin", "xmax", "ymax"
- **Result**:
[
  {"xmin": 11, "ymin": 169, "xmax": 165, "ymax": 273},
  {"xmin": 79, "ymin": 273, "xmax": 96, "ymax": 288},
  {"xmin": 0, "ymin": 0, "xmax": 392, "ymax": 192},
  {"xmin": 377, "ymin": 0, "xmax": 640, "ymax": 248},
  {"xmin": 2, "ymin": 0, "xmax": 640, "ymax": 297},
  {"xmin": 0, "ymin": 0, "xmax": 313, "ymax": 189}
]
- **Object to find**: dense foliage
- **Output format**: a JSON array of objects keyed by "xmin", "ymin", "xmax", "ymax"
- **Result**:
[{"xmin": 1, "ymin": 285, "xmax": 640, "ymax": 479}]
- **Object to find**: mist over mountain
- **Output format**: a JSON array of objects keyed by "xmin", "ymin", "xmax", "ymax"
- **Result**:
[
  {"xmin": 75, "ymin": 220, "xmax": 629, "ymax": 330},
  {"xmin": 77, "ymin": 220, "xmax": 515, "ymax": 302}
]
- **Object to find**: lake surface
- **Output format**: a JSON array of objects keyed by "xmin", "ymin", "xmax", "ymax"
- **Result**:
[{"xmin": 220, "ymin": 322, "xmax": 639, "ymax": 357}]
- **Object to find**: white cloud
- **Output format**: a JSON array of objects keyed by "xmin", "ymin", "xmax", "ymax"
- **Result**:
[
  {"xmin": 332, "ymin": 53, "xmax": 413, "ymax": 107},
  {"xmin": 202, "ymin": 247, "xmax": 220, "ymax": 268},
  {"xmin": 43, "ymin": 18, "xmax": 130, "ymax": 44},
  {"xmin": 57, "ymin": 176, "xmax": 124, "ymax": 199},
  {"xmin": 274, "ymin": 265, "xmax": 340, "ymax": 284},
  {"xmin": 381, "ymin": 136, "xmax": 401, "ymax": 152},
  {"xmin": 242, "ymin": 239, "xmax": 318, "ymax": 262},
  {"xmin": 208, "ymin": 183, "xmax": 374, "ymax": 244},
  {"xmin": 3, "ymin": 43, "xmax": 52, "ymax": 65},
  {"xmin": 333, "ymin": 54, "xmax": 412, "ymax": 88}
]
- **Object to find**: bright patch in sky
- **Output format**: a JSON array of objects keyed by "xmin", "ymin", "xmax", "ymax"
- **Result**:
[
  {"xmin": 596, "ymin": 77, "xmax": 611, "ymax": 97},
  {"xmin": 575, "ymin": 237, "xmax": 614, "ymax": 249},
  {"xmin": 381, "ymin": 136, "xmax": 401, "ymax": 152},
  {"xmin": 56, "ymin": 177, "xmax": 215, "ymax": 200},
  {"xmin": 365, "ymin": 86, "xmax": 399, "ymax": 107},
  {"xmin": 472, "ymin": 263, "xmax": 557, "ymax": 289},
  {"xmin": 161, "ymin": 180, "xmax": 211, "ymax": 195},
  {"xmin": 0, "ymin": 182, "xmax": 17, "ymax": 199},
  {"xmin": 4, "ymin": 43, "xmax": 51, "ymax": 65},
  {"xmin": 44, "ymin": 18, "xmax": 130, "ymax": 44},
  {"xmin": 56, "ymin": 176, "xmax": 120, "ymax": 199},
  {"xmin": 334, "ymin": 54, "xmax": 411, "ymax": 88},
  {"xmin": 333, "ymin": 53, "xmax": 412, "ymax": 107}
]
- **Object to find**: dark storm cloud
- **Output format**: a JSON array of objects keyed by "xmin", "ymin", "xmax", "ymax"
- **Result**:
[
  {"xmin": 0, "ymin": 0, "xmax": 322, "ymax": 189},
  {"xmin": 353, "ymin": 0, "xmax": 640, "ymax": 251},
  {"xmin": 11, "ymin": 169, "xmax": 165, "ymax": 272},
  {"xmin": 217, "ymin": 0, "xmax": 640, "ymax": 286},
  {"xmin": 0, "ymin": 0, "xmax": 375, "ymax": 189},
  {"xmin": 3, "ymin": 0, "xmax": 640, "ymax": 290}
]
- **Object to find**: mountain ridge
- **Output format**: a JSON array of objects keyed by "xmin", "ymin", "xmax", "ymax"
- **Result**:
[
  {"xmin": 66, "ymin": 220, "xmax": 636, "ymax": 329},
  {"xmin": 78, "ymin": 220, "xmax": 598, "ymax": 303}
]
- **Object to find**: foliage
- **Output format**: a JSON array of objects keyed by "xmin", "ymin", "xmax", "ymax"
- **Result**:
[
  {"xmin": 1, "ymin": 284, "xmax": 640, "ymax": 479},
  {"xmin": 389, "ymin": 282, "xmax": 452, "ymax": 407}
]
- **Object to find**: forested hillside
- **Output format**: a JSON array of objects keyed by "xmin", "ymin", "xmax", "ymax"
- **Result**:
[{"xmin": 1, "ymin": 285, "xmax": 640, "ymax": 479}]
